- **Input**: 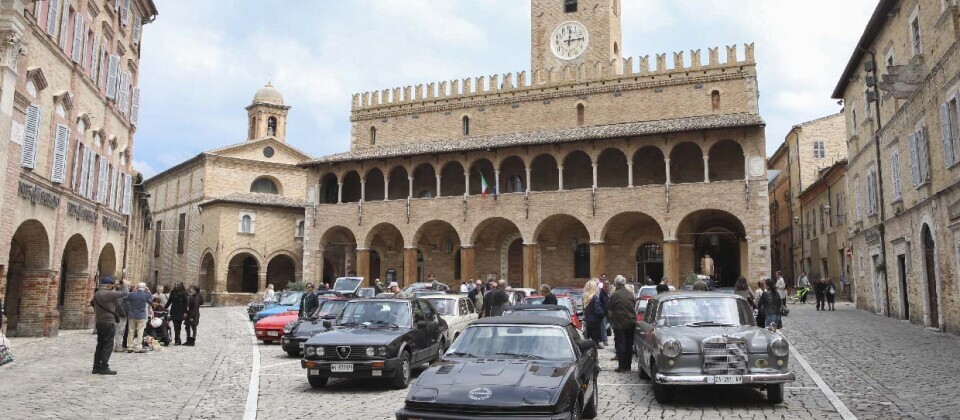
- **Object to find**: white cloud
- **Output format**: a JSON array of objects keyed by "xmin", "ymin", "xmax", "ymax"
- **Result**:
[{"xmin": 132, "ymin": 160, "xmax": 157, "ymax": 178}]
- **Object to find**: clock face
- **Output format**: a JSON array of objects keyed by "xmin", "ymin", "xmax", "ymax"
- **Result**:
[{"xmin": 551, "ymin": 21, "xmax": 589, "ymax": 60}]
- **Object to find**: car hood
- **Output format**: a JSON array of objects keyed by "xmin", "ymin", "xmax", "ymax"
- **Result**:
[
  {"xmin": 290, "ymin": 318, "xmax": 336, "ymax": 338},
  {"xmin": 304, "ymin": 326, "xmax": 407, "ymax": 346},
  {"xmin": 257, "ymin": 305, "xmax": 297, "ymax": 318},
  {"xmin": 409, "ymin": 359, "xmax": 575, "ymax": 407},
  {"xmin": 256, "ymin": 312, "xmax": 299, "ymax": 328},
  {"xmin": 657, "ymin": 325, "xmax": 775, "ymax": 353}
]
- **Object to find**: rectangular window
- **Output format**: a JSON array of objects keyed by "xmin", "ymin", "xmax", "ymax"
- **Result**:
[
  {"xmin": 21, "ymin": 104, "xmax": 41, "ymax": 169},
  {"xmin": 917, "ymin": 125, "xmax": 931, "ymax": 184},
  {"xmin": 177, "ymin": 213, "xmax": 186, "ymax": 254},
  {"xmin": 855, "ymin": 178, "xmax": 863, "ymax": 220},
  {"xmin": 813, "ymin": 141, "xmax": 826, "ymax": 158},
  {"xmin": 942, "ymin": 96, "xmax": 959, "ymax": 167},
  {"xmin": 911, "ymin": 8, "xmax": 922, "ymax": 55},
  {"xmin": 154, "ymin": 220, "xmax": 162, "ymax": 258},
  {"xmin": 564, "ymin": 0, "xmax": 577, "ymax": 13},
  {"xmin": 850, "ymin": 100, "xmax": 858, "ymax": 131},
  {"xmin": 819, "ymin": 206, "xmax": 825, "ymax": 232}
]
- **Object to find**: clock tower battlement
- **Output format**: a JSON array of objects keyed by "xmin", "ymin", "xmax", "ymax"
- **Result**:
[{"xmin": 531, "ymin": 0, "xmax": 622, "ymax": 72}]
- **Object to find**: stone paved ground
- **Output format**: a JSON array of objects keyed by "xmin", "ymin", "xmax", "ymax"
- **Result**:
[{"xmin": 2, "ymin": 304, "xmax": 958, "ymax": 419}]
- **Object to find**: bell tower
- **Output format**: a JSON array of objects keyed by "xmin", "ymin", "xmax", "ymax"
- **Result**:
[
  {"xmin": 246, "ymin": 82, "xmax": 291, "ymax": 142},
  {"xmin": 531, "ymin": 0, "xmax": 623, "ymax": 72}
]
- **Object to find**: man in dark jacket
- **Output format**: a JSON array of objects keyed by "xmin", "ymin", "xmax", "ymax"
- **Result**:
[
  {"xmin": 607, "ymin": 276, "xmax": 637, "ymax": 372},
  {"xmin": 165, "ymin": 283, "xmax": 188, "ymax": 345},
  {"xmin": 185, "ymin": 285, "xmax": 202, "ymax": 346},
  {"xmin": 92, "ymin": 277, "xmax": 128, "ymax": 375},
  {"xmin": 540, "ymin": 284, "xmax": 558, "ymax": 305},
  {"xmin": 487, "ymin": 280, "xmax": 510, "ymax": 317},
  {"xmin": 299, "ymin": 283, "xmax": 320, "ymax": 319}
]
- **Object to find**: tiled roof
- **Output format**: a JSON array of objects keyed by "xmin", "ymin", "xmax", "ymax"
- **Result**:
[
  {"xmin": 302, "ymin": 113, "xmax": 764, "ymax": 166},
  {"xmin": 199, "ymin": 192, "xmax": 306, "ymax": 209}
]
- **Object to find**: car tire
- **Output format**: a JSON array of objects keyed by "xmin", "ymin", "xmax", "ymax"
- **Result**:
[
  {"xmin": 389, "ymin": 351, "xmax": 412, "ymax": 389},
  {"xmin": 307, "ymin": 375, "xmax": 328, "ymax": 389},
  {"xmin": 285, "ymin": 349, "xmax": 300, "ymax": 358},
  {"xmin": 570, "ymin": 394, "xmax": 583, "ymax": 420},
  {"xmin": 635, "ymin": 346, "xmax": 650, "ymax": 379},
  {"xmin": 651, "ymin": 362, "xmax": 673, "ymax": 404},
  {"xmin": 433, "ymin": 339, "xmax": 445, "ymax": 363},
  {"xmin": 767, "ymin": 383, "xmax": 784, "ymax": 404},
  {"xmin": 582, "ymin": 375, "xmax": 598, "ymax": 419}
]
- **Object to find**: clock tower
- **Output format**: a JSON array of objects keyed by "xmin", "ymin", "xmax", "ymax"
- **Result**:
[{"xmin": 531, "ymin": 0, "xmax": 623, "ymax": 71}]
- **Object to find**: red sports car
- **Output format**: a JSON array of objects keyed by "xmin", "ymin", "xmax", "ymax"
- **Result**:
[
  {"xmin": 522, "ymin": 295, "xmax": 582, "ymax": 330},
  {"xmin": 255, "ymin": 310, "xmax": 299, "ymax": 344}
]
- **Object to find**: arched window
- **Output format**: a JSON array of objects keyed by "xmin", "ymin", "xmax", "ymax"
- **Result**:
[
  {"xmin": 462, "ymin": 116, "xmax": 470, "ymax": 136},
  {"xmin": 576, "ymin": 104, "xmax": 585, "ymax": 127},
  {"xmin": 250, "ymin": 177, "xmax": 279, "ymax": 194},
  {"xmin": 506, "ymin": 175, "xmax": 524, "ymax": 193},
  {"xmin": 711, "ymin": 90, "xmax": 721, "ymax": 111},
  {"xmin": 370, "ymin": 127, "xmax": 377, "ymax": 145},
  {"xmin": 565, "ymin": 0, "xmax": 578, "ymax": 13},
  {"xmin": 267, "ymin": 117, "xmax": 277, "ymax": 136},
  {"xmin": 240, "ymin": 215, "xmax": 252, "ymax": 233}
]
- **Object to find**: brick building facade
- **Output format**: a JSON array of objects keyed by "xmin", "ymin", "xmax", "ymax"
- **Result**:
[
  {"xmin": 300, "ymin": 0, "xmax": 771, "ymax": 291},
  {"xmin": 834, "ymin": 0, "xmax": 960, "ymax": 332},
  {"xmin": 0, "ymin": 0, "xmax": 157, "ymax": 337}
]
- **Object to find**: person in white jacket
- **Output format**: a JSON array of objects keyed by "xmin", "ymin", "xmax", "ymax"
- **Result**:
[
  {"xmin": 262, "ymin": 284, "xmax": 275, "ymax": 302},
  {"xmin": 775, "ymin": 272, "xmax": 787, "ymax": 307}
]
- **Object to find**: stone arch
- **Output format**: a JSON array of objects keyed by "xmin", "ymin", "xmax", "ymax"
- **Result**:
[
  {"xmin": 412, "ymin": 163, "xmax": 437, "ymax": 199},
  {"xmin": 387, "ymin": 165, "xmax": 409, "ymax": 200},
  {"xmin": 4, "ymin": 220, "xmax": 52, "ymax": 336},
  {"xmin": 530, "ymin": 153, "xmax": 559, "ymax": 192},
  {"xmin": 468, "ymin": 158, "xmax": 495, "ymax": 196},
  {"xmin": 364, "ymin": 167, "xmax": 386, "ymax": 201},
  {"xmin": 227, "ymin": 252, "xmax": 260, "ymax": 293},
  {"xmin": 562, "ymin": 150, "xmax": 593, "ymax": 190},
  {"xmin": 676, "ymin": 209, "xmax": 747, "ymax": 287},
  {"xmin": 341, "ymin": 170, "xmax": 362, "ymax": 203},
  {"xmin": 499, "ymin": 155, "xmax": 526, "ymax": 194},
  {"xmin": 596, "ymin": 148, "xmax": 628, "ymax": 188},
  {"xmin": 440, "ymin": 161, "xmax": 466, "ymax": 197},
  {"xmin": 471, "ymin": 217, "xmax": 524, "ymax": 285},
  {"xmin": 97, "ymin": 243, "xmax": 117, "ymax": 277},
  {"xmin": 266, "ymin": 253, "xmax": 298, "ymax": 291},
  {"xmin": 413, "ymin": 220, "xmax": 462, "ymax": 285},
  {"xmin": 708, "ymin": 140, "xmax": 745, "ymax": 181},
  {"xmin": 364, "ymin": 222, "xmax": 405, "ymax": 285},
  {"xmin": 534, "ymin": 214, "xmax": 592, "ymax": 283},
  {"xmin": 199, "ymin": 251, "xmax": 216, "ymax": 302},
  {"xmin": 250, "ymin": 175, "xmax": 282, "ymax": 195},
  {"xmin": 601, "ymin": 212, "xmax": 665, "ymax": 282},
  {"xmin": 319, "ymin": 173, "xmax": 338, "ymax": 204},
  {"xmin": 59, "ymin": 234, "xmax": 89, "ymax": 330},
  {"xmin": 320, "ymin": 226, "xmax": 358, "ymax": 287},
  {"xmin": 669, "ymin": 142, "xmax": 704, "ymax": 184},
  {"xmin": 632, "ymin": 146, "xmax": 666, "ymax": 185}
]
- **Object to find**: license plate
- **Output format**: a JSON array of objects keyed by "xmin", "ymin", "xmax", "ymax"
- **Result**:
[
  {"xmin": 331, "ymin": 364, "xmax": 353, "ymax": 373},
  {"xmin": 712, "ymin": 375, "xmax": 742, "ymax": 384},
  {"xmin": 298, "ymin": 342, "xmax": 305, "ymax": 349},
  {"xmin": 309, "ymin": 369, "xmax": 319, "ymax": 375},
  {"xmin": 372, "ymin": 370, "xmax": 382, "ymax": 377},
  {"xmin": 267, "ymin": 331, "xmax": 279, "ymax": 337}
]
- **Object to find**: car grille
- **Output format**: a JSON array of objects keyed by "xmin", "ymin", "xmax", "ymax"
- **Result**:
[
  {"xmin": 319, "ymin": 346, "xmax": 370, "ymax": 360},
  {"xmin": 702, "ymin": 336, "xmax": 748, "ymax": 375}
]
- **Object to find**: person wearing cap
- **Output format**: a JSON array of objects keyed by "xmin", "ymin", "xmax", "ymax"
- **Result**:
[
  {"xmin": 299, "ymin": 283, "xmax": 319, "ymax": 319},
  {"xmin": 389, "ymin": 282, "xmax": 408, "ymax": 298},
  {"xmin": 91, "ymin": 277, "xmax": 128, "ymax": 375}
]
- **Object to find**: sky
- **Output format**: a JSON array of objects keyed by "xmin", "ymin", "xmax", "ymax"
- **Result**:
[{"xmin": 132, "ymin": 0, "xmax": 878, "ymax": 178}]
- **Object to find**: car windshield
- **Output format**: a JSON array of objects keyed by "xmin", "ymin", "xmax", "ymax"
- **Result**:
[
  {"xmin": 333, "ymin": 278, "xmax": 362, "ymax": 293},
  {"xmin": 503, "ymin": 309, "xmax": 570, "ymax": 320},
  {"xmin": 448, "ymin": 325, "xmax": 574, "ymax": 360},
  {"xmin": 279, "ymin": 292, "xmax": 303, "ymax": 306},
  {"xmin": 524, "ymin": 296, "xmax": 545, "ymax": 304},
  {"xmin": 656, "ymin": 297, "xmax": 748, "ymax": 327},
  {"xmin": 425, "ymin": 298, "xmax": 456, "ymax": 315},
  {"xmin": 337, "ymin": 301, "xmax": 411, "ymax": 327},
  {"xmin": 316, "ymin": 300, "xmax": 347, "ymax": 318}
]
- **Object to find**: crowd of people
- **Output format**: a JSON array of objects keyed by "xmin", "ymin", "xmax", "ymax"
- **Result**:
[{"xmin": 91, "ymin": 277, "xmax": 203, "ymax": 375}]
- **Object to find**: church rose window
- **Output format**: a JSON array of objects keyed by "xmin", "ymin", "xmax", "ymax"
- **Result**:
[{"xmin": 263, "ymin": 146, "xmax": 274, "ymax": 158}]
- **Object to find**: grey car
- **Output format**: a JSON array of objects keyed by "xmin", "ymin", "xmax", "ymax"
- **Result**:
[{"xmin": 634, "ymin": 291, "xmax": 795, "ymax": 404}]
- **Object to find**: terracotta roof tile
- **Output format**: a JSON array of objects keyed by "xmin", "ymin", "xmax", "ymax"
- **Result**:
[{"xmin": 199, "ymin": 192, "xmax": 306, "ymax": 209}]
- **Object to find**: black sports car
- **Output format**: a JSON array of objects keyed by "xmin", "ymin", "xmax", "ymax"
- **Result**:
[
  {"xmin": 301, "ymin": 298, "xmax": 448, "ymax": 389},
  {"xmin": 396, "ymin": 315, "xmax": 600, "ymax": 420},
  {"xmin": 281, "ymin": 298, "xmax": 348, "ymax": 357}
]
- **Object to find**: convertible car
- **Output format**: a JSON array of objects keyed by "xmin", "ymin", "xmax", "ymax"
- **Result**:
[
  {"xmin": 635, "ymin": 291, "xmax": 796, "ymax": 404},
  {"xmin": 301, "ymin": 298, "xmax": 447, "ymax": 389},
  {"xmin": 254, "ymin": 291, "xmax": 303, "ymax": 321},
  {"xmin": 281, "ymin": 297, "xmax": 348, "ymax": 357},
  {"xmin": 396, "ymin": 315, "xmax": 599, "ymax": 420},
  {"xmin": 254, "ymin": 310, "xmax": 299, "ymax": 344}
]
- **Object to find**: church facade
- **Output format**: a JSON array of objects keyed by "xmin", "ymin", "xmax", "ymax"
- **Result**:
[{"xmin": 300, "ymin": 0, "xmax": 771, "ymax": 290}]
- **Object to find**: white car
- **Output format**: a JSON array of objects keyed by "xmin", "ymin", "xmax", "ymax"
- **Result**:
[
  {"xmin": 635, "ymin": 284, "xmax": 675, "ymax": 314},
  {"xmin": 508, "ymin": 287, "xmax": 537, "ymax": 298},
  {"xmin": 422, "ymin": 295, "xmax": 479, "ymax": 348}
]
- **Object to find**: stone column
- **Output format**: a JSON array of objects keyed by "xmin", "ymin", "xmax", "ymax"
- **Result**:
[
  {"xmin": 464, "ymin": 171, "xmax": 470, "ymax": 196},
  {"xmin": 317, "ymin": 247, "xmax": 325, "ymax": 284},
  {"xmin": 664, "ymin": 159, "xmax": 672, "ymax": 185},
  {"xmin": 18, "ymin": 270, "xmax": 52, "ymax": 337},
  {"xmin": 589, "ymin": 242, "xmax": 606, "ymax": 279},
  {"xmin": 494, "ymin": 170, "xmax": 500, "ymax": 195},
  {"xmin": 337, "ymin": 182, "xmax": 343, "ymax": 203},
  {"xmin": 460, "ymin": 246, "xmax": 476, "ymax": 282},
  {"xmin": 384, "ymin": 179, "xmax": 390, "ymax": 200},
  {"xmin": 627, "ymin": 161, "xmax": 634, "ymax": 187},
  {"xmin": 360, "ymin": 180, "xmax": 366, "ymax": 203},
  {"xmin": 60, "ymin": 272, "xmax": 90, "ymax": 330},
  {"xmin": 703, "ymin": 156, "xmax": 710, "ymax": 183},
  {"xmin": 407, "ymin": 176, "xmax": 414, "ymax": 199},
  {"xmin": 591, "ymin": 163, "xmax": 598, "ymax": 189},
  {"xmin": 558, "ymin": 166, "xmax": 564, "ymax": 191},
  {"xmin": 522, "ymin": 243, "xmax": 539, "ymax": 290},
  {"xmin": 258, "ymin": 271, "xmax": 267, "ymax": 292},
  {"xmin": 525, "ymin": 168, "xmax": 531, "ymax": 193},
  {"xmin": 356, "ymin": 249, "xmax": 371, "ymax": 284},
  {"xmin": 663, "ymin": 240, "xmax": 680, "ymax": 289},
  {"xmin": 403, "ymin": 247, "xmax": 418, "ymax": 286},
  {"xmin": 740, "ymin": 238, "xmax": 749, "ymax": 280},
  {"xmin": 435, "ymin": 174, "xmax": 441, "ymax": 198}
]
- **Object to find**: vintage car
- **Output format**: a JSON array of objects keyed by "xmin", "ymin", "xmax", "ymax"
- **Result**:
[
  {"xmin": 521, "ymin": 296, "xmax": 582, "ymax": 330},
  {"xmin": 247, "ymin": 291, "xmax": 290, "ymax": 321},
  {"xmin": 404, "ymin": 282, "xmax": 450, "ymax": 294},
  {"xmin": 331, "ymin": 276, "xmax": 365, "ymax": 297},
  {"xmin": 254, "ymin": 310, "xmax": 300, "ymax": 344},
  {"xmin": 396, "ymin": 315, "xmax": 599, "ymax": 420},
  {"xmin": 254, "ymin": 291, "xmax": 304, "ymax": 321},
  {"xmin": 301, "ymin": 298, "xmax": 447, "ymax": 389},
  {"xmin": 281, "ymin": 298, "xmax": 348, "ymax": 357},
  {"xmin": 634, "ymin": 291, "xmax": 796, "ymax": 404},
  {"xmin": 506, "ymin": 303, "xmax": 581, "ymax": 330},
  {"xmin": 422, "ymin": 294, "xmax": 479, "ymax": 347}
]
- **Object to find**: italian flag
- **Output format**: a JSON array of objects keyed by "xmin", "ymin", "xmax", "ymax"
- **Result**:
[{"xmin": 480, "ymin": 173, "xmax": 489, "ymax": 197}]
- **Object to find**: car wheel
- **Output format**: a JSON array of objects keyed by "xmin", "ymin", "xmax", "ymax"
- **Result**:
[
  {"xmin": 389, "ymin": 351, "xmax": 412, "ymax": 389},
  {"xmin": 767, "ymin": 383, "xmax": 784, "ymax": 404},
  {"xmin": 434, "ymin": 339, "xmax": 445, "ymax": 363},
  {"xmin": 582, "ymin": 375, "xmax": 598, "ymax": 419},
  {"xmin": 637, "ymin": 356, "xmax": 650, "ymax": 380},
  {"xmin": 651, "ymin": 362, "xmax": 673, "ymax": 404},
  {"xmin": 285, "ymin": 349, "xmax": 300, "ymax": 358},
  {"xmin": 307, "ymin": 374, "xmax": 328, "ymax": 389}
]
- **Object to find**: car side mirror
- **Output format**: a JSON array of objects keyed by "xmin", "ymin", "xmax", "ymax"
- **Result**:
[
  {"xmin": 322, "ymin": 320, "xmax": 333, "ymax": 329},
  {"xmin": 577, "ymin": 339, "xmax": 596, "ymax": 353},
  {"xmin": 416, "ymin": 320, "xmax": 428, "ymax": 329}
]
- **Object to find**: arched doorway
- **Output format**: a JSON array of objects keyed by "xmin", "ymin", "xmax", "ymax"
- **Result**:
[
  {"xmin": 59, "ymin": 234, "xmax": 89, "ymax": 330},
  {"xmin": 267, "ymin": 254, "xmax": 297, "ymax": 291},
  {"xmin": 387, "ymin": 166, "xmax": 409, "ymax": 200},
  {"xmin": 4, "ymin": 220, "xmax": 51, "ymax": 337},
  {"xmin": 602, "ymin": 212, "xmax": 664, "ymax": 282},
  {"xmin": 439, "ymin": 162, "xmax": 466, "ymax": 197},
  {"xmin": 637, "ymin": 243, "xmax": 664, "ymax": 283},
  {"xmin": 321, "ymin": 226, "xmax": 358, "ymax": 288},
  {"xmin": 469, "ymin": 159, "xmax": 495, "ymax": 196},
  {"xmin": 322, "ymin": 257, "xmax": 335, "ymax": 285},
  {"xmin": 412, "ymin": 163, "xmax": 437, "ymax": 199},
  {"xmin": 535, "ymin": 214, "xmax": 591, "ymax": 285},
  {"xmin": 98, "ymin": 244, "xmax": 117, "ymax": 278},
  {"xmin": 199, "ymin": 253, "xmax": 216, "ymax": 302},
  {"xmin": 227, "ymin": 253, "xmax": 259, "ymax": 293},
  {"xmin": 499, "ymin": 156, "xmax": 526, "ymax": 194},
  {"xmin": 677, "ymin": 209, "xmax": 746, "ymax": 288},
  {"xmin": 366, "ymin": 223, "xmax": 404, "ymax": 285},
  {"xmin": 370, "ymin": 250, "xmax": 382, "ymax": 284},
  {"xmin": 414, "ymin": 220, "xmax": 462, "ymax": 286},
  {"xmin": 921, "ymin": 225, "xmax": 939, "ymax": 329},
  {"xmin": 471, "ymin": 218, "xmax": 523, "ymax": 284},
  {"xmin": 632, "ymin": 146, "xmax": 666, "ymax": 186}
]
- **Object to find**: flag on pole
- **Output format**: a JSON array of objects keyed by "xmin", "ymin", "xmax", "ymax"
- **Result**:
[{"xmin": 480, "ymin": 173, "xmax": 489, "ymax": 197}]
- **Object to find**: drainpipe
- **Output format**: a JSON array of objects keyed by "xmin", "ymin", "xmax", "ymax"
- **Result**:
[
  {"xmin": 859, "ymin": 47, "xmax": 890, "ymax": 316},
  {"xmin": 795, "ymin": 129, "xmax": 804, "ymax": 286}
]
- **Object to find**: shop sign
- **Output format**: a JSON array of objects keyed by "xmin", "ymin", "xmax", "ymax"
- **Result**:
[
  {"xmin": 67, "ymin": 202, "xmax": 98, "ymax": 223},
  {"xmin": 102, "ymin": 215, "xmax": 126, "ymax": 232},
  {"xmin": 18, "ymin": 181, "xmax": 60, "ymax": 209}
]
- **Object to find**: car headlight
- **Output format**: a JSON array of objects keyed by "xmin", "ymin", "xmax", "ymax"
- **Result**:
[
  {"xmin": 377, "ymin": 346, "xmax": 388, "ymax": 357},
  {"xmin": 769, "ymin": 337, "xmax": 789, "ymax": 357},
  {"xmin": 316, "ymin": 347, "xmax": 325, "ymax": 357},
  {"xmin": 522, "ymin": 389, "xmax": 554, "ymax": 405},
  {"xmin": 305, "ymin": 346, "xmax": 316, "ymax": 356},
  {"xmin": 283, "ymin": 324, "xmax": 294, "ymax": 334},
  {"xmin": 365, "ymin": 347, "xmax": 375, "ymax": 357},
  {"xmin": 661, "ymin": 338, "xmax": 681, "ymax": 358},
  {"xmin": 410, "ymin": 388, "xmax": 438, "ymax": 402}
]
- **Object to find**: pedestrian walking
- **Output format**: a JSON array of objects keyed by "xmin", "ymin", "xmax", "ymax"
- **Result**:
[
  {"xmin": 757, "ymin": 278, "xmax": 783, "ymax": 330},
  {"xmin": 125, "ymin": 283, "xmax": 153, "ymax": 353},
  {"xmin": 775, "ymin": 272, "xmax": 787, "ymax": 307},
  {"xmin": 607, "ymin": 275, "xmax": 636, "ymax": 372},
  {"xmin": 92, "ymin": 277, "xmax": 128, "ymax": 375},
  {"xmin": 814, "ymin": 276, "xmax": 828, "ymax": 311},
  {"xmin": 599, "ymin": 279, "xmax": 611, "ymax": 347},
  {"xmin": 185, "ymin": 285, "xmax": 202, "ymax": 346},
  {"xmin": 797, "ymin": 272, "xmax": 810, "ymax": 304},
  {"xmin": 165, "ymin": 282, "xmax": 188, "ymax": 345},
  {"xmin": 262, "ymin": 284, "xmax": 275, "ymax": 303},
  {"xmin": 540, "ymin": 284, "xmax": 558, "ymax": 305},
  {"xmin": 470, "ymin": 280, "xmax": 484, "ymax": 315},
  {"xmin": 114, "ymin": 283, "xmax": 129, "ymax": 352},
  {"xmin": 582, "ymin": 280, "xmax": 604, "ymax": 349},
  {"xmin": 826, "ymin": 279, "xmax": 836, "ymax": 310},
  {"xmin": 299, "ymin": 283, "xmax": 319, "ymax": 319},
  {"xmin": 755, "ymin": 280, "xmax": 767, "ymax": 327}
]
